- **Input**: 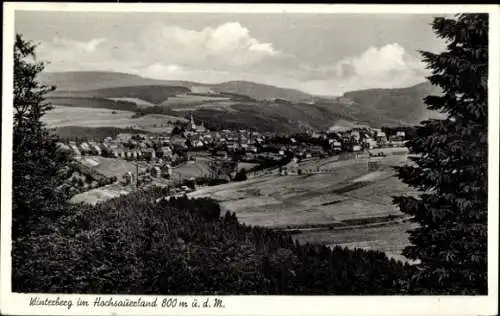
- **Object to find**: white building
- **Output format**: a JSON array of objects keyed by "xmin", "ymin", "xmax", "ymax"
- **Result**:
[{"xmin": 151, "ymin": 166, "xmax": 161, "ymax": 178}]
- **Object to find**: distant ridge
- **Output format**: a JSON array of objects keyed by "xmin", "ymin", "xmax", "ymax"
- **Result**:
[
  {"xmin": 40, "ymin": 71, "xmax": 446, "ymax": 132},
  {"xmin": 39, "ymin": 71, "xmax": 313, "ymax": 102},
  {"xmin": 339, "ymin": 81, "xmax": 446, "ymax": 124}
]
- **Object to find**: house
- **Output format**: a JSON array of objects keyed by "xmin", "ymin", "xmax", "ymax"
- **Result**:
[
  {"xmin": 350, "ymin": 131, "xmax": 361, "ymax": 142},
  {"xmin": 350, "ymin": 144, "xmax": 362, "ymax": 152},
  {"xmin": 309, "ymin": 145, "xmax": 324, "ymax": 156},
  {"xmin": 375, "ymin": 131, "xmax": 387, "ymax": 142},
  {"xmin": 163, "ymin": 164, "xmax": 173, "ymax": 179},
  {"xmin": 396, "ymin": 131, "xmax": 406, "ymax": 138},
  {"xmin": 101, "ymin": 142, "xmax": 111, "ymax": 151},
  {"xmin": 123, "ymin": 171, "xmax": 135, "ymax": 185},
  {"xmin": 80, "ymin": 142, "xmax": 91, "ymax": 154},
  {"xmin": 227, "ymin": 142, "xmax": 239, "ymax": 151},
  {"xmin": 56, "ymin": 142, "xmax": 72, "ymax": 154},
  {"xmin": 88, "ymin": 142, "xmax": 102, "ymax": 156},
  {"xmin": 151, "ymin": 166, "xmax": 161, "ymax": 178},
  {"xmin": 247, "ymin": 145, "xmax": 258, "ymax": 153},
  {"xmin": 158, "ymin": 146, "xmax": 173, "ymax": 159},
  {"xmin": 215, "ymin": 150, "xmax": 228, "ymax": 159},
  {"xmin": 143, "ymin": 148, "xmax": 156, "ymax": 160},
  {"xmin": 363, "ymin": 138, "xmax": 378, "ymax": 149},
  {"xmin": 69, "ymin": 144, "xmax": 81, "ymax": 157},
  {"xmin": 195, "ymin": 140, "xmax": 204, "ymax": 148},
  {"xmin": 389, "ymin": 139, "xmax": 406, "ymax": 147},
  {"xmin": 281, "ymin": 159, "xmax": 299, "ymax": 176},
  {"xmin": 110, "ymin": 148, "xmax": 119, "ymax": 158}
]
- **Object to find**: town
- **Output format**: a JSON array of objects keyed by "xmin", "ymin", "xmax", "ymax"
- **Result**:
[{"xmin": 55, "ymin": 113, "xmax": 411, "ymax": 204}]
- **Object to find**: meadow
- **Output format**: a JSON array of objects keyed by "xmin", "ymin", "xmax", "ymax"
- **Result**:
[
  {"xmin": 42, "ymin": 105, "xmax": 187, "ymax": 130},
  {"xmin": 189, "ymin": 155, "xmax": 418, "ymax": 262},
  {"xmin": 107, "ymin": 97, "xmax": 156, "ymax": 108},
  {"xmin": 75, "ymin": 156, "xmax": 145, "ymax": 178},
  {"xmin": 170, "ymin": 160, "xmax": 212, "ymax": 181},
  {"xmin": 70, "ymin": 184, "xmax": 131, "ymax": 205},
  {"xmin": 160, "ymin": 94, "xmax": 231, "ymax": 107}
]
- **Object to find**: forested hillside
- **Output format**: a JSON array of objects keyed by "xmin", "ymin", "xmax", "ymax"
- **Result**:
[{"xmin": 12, "ymin": 188, "xmax": 411, "ymax": 294}]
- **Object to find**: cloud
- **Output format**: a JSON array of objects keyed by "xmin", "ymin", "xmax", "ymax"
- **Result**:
[
  {"xmin": 293, "ymin": 43, "xmax": 428, "ymax": 95},
  {"xmin": 123, "ymin": 21, "xmax": 282, "ymax": 70},
  {"xmin": 38, "ymin": 21, "xmax": 283, "ymax": 76},
  {"xmin": 341, "ymin": 43, "xmax": 426, "ymax": 79},
  {"xmin": 35, "ymin": 24, "xmax": 428, "ymax": 96}
]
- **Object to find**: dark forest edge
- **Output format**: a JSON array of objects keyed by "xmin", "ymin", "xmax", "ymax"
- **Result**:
[{"xmin": 12, "ymin": 188, "xmax": 412, "ymax": 294}]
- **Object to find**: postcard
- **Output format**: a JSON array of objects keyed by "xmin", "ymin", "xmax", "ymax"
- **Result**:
[{"xmin": 1, "ymin": 3, "xmax": 499, "ymax": 316}]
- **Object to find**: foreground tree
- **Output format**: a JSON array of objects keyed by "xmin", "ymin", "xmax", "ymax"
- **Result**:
[
  {"xmin": 394, "ymin": 14, "xmax": 488, "ymax": 294},
  {"xmin": 12, "ymin": 34, "xmax": 71, "ymax": 238}
]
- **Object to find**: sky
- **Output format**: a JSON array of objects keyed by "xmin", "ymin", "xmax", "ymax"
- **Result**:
[{"xmin": 15, "ymin": 11, "xmax": 448, "ymax": 96}]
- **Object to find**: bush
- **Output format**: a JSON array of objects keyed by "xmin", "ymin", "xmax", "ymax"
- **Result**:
[{"xmin": 233, "ymin": 169, "xmax": 247, "ymax": 181}]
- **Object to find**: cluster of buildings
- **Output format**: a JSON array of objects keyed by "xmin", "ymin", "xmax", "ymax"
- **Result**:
[
  {"xmin": 57, "ymin": 120, "xmax": 407, "ymax": 170},
  {"xmin": 315, "ymin": 127, "xmax": 406, "ymax": 152},
  {"xmin": 57, "ymin": 115, "xmax": 410, "ymax": 199},
  {"xmin": 56, "ymin": 115, "xmax": 276, "ymax": 164}
]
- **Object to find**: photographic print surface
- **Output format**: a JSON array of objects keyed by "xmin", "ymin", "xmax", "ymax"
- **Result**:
[{"xmin": 1, "ymin": 3, "xmax": 499, "ymax": 316}]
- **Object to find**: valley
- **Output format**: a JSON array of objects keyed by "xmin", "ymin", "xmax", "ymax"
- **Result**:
[{"xmin": 39, "ymin": 70, "xmax": 429, "ymax": 263}]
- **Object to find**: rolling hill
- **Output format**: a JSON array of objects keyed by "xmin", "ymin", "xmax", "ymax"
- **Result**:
[
  {"xmin": 39, "ymin": 71, "xmax": 445, "ymax": 133},
  {"xmin": 211, "ymin": 80, "xmax": 313, "ymax": 102},
  {"xmin": 47, "ymin": 85, "xmax": 191, "ymax": 104},
  {"xmin": 40, "ymin": 71, "xmax": 313, "ymax": 102},
  {"xmin": 38, "ymin": 71, "xmax": 194, "ymax": 91},
  {"xmin": 338, "ymin": 82, "xmax": 446, "ymax": 125}
]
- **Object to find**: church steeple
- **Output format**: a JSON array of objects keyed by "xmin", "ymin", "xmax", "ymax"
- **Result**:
[{"xmin": 190, "ymin": 112, "xmax": 196, "ymax": 130}]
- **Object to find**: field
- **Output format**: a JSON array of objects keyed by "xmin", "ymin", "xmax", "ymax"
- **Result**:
[
  {"xmin": 293, "ymin": 221, "xmax": 419, "ymax": 263},
  {"xmin": 170, "ymin": 160, "xmax": 212, "ymax": 181},
  {"xmin": 51, "ymin": 126, "xmax": 151, "ymax": 141},
  {"xmin": 70, "ymin": 184, "xmax": 131, "ymax": 205},
  {"xmin": 108, "ymin": 97, "xmax": 156, "ymax": 108},
  {"xmin": 237, "ymin": 162, "xmax": 259, "ymax": 172},
  {"xmin": 75, "ymin": 156, "xmax": 147, "ymax": 178},
  {"xmin": 42, "ymin": 105, "xmax": 187, "ymax": 130},
  {"xmin": 189, "ymin": 155, "xmax": 418, "ymax": 262},
  {"xmin": 160, "ymin": 94, "xmax": 231, "ymax": 107}
]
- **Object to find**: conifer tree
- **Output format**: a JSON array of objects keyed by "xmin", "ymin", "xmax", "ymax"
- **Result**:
[
  {"xmin": 12, "ymin": 34, "xmax": 71, "ymax": 238},
  {"xmin": 394, "ymin": 14, "xmax": 488, "ymax": 294}
]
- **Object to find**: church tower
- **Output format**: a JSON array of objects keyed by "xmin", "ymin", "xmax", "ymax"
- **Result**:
[{"xmin": 190, "ymin": 113, "xmax": 196, "ymax": 131}]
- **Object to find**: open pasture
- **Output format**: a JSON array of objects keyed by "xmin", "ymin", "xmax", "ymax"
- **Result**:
[
  {"xmin": 42, "ymin": 106, "xmax": 135, "ymax": 128},
  {"xmin": 189, "ymin": 155, "xmax": 415, "ymax": 261},
  {"xmin": 75, "ymin": 156, "xmax": 146, "ymax": 178},
  {"xmin": 293, "ymin": 221, "xmax": 418, "ymax": 262},
  {"xmin": 161, "ymin": 94, "xmax": 231, "ymax": 107},
  {"xmin": 171, "ymin": 160, "xmax": 211, "ymax": 180},
  {"xmin": 42, "ymin": 105, "xmax": 186, "ymax": 130},
  {"xmin": 108, "ymin": 97, "xmax": 156, "ymax": 108},
  {"xmin": 70, "ymin": 184, "xmax": 131, "ymax": 205}
]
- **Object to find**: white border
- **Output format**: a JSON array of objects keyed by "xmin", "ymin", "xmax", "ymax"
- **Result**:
[{"xmin": 1, "ymin": 3, "xmax": 499, "ymax": 316}]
